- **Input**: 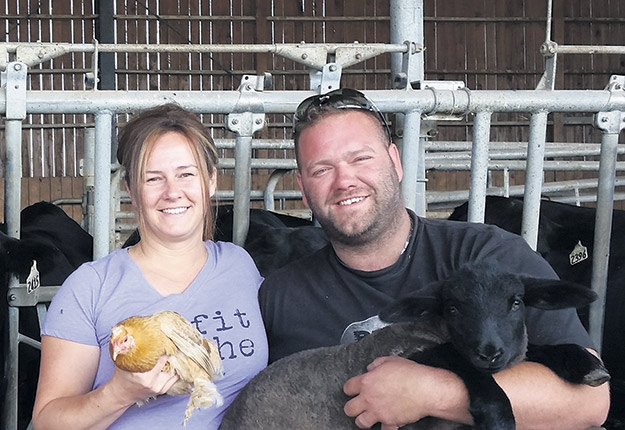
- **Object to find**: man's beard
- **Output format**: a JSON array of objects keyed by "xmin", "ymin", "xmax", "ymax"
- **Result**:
[{"xmin": 305, "ymin": 170, "xmax": 404, "ymax": 247}]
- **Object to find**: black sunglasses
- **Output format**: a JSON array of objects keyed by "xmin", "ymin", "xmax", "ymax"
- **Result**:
[{"xmin": 293, "ymin": 88, "xmax": 392, "ymax": 141}]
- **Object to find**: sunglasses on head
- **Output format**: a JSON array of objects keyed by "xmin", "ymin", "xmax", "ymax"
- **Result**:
[{"xmin": 293, "ymin": 88, "xmax": 392, "ymax": 141}]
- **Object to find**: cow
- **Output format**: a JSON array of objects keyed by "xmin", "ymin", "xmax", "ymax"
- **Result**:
[
  {"xmin": 448, "ymin": 196, "xmax": 625, "ymax": 428},
  {"xmin": 213, "ymin": 205, "xmax": 328, "ymax": 276},
  {"xmin": 3, "ymin": 202, "xmax": 326, "ymax": 429},
  {"xmin": 0, "ymin": 201, "xmax": 93, "ymax": 430},
  {"xmin": 123, "ymin": 204, "xmax": 329, "ymax": 277}
]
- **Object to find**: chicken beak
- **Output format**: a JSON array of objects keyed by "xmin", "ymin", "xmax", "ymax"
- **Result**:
[{"xmin": 111, "ymin": 338, "xmax": 120, "ymax": 361}]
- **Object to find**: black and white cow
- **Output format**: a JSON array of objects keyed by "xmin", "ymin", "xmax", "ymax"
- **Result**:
[
  {"xmin": 448, "ymin": 196, "xmax": 625, "ymax": 427},
  {"xmin": 0, "ymin": 201, "xmax": 93, "ymax": 430}
]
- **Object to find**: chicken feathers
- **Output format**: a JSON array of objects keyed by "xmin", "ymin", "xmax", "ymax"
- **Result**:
[{"xmin": 109, "ymin": 310, "xmax": 223, "ymax": 424}]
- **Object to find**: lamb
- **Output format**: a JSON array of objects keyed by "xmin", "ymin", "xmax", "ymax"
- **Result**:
[{"xmin": 219, "ymin": 264, "xmax": 610, "ymax": 430}]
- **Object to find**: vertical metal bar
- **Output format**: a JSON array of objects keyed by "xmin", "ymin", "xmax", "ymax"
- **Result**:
[
  {"xmin": 93, "ymin": 112, "xmax": 113, "ymax": 259},
  {"xmin": 232, "ymin": 133, "xmax": 253, "ymax": 246},
  {"xmin": 5, "ymin": 120, "xmax": 23, "ymax": 238},
  {"xmin": 390, "ymin": 0, "xmax": 424, "ymax": 214},
  {"xmin": 4, "ymin": 61, "xmax": 27, "ymax": 430},
  {"xmin": 83, "ymin": 128, "xmax": 96, "ymax": 235},
  {"xmin": 400, "ymin": 111, "xmax": 423, "ymax": 214},
  {"xmin": 545, "ymin": 0, "xmax": 553, "ymax": 42},
  {"xmin": 589, "ymin": 124, "xmax": 620, "ymax": 352},
  {"xmin": 390, "ymin": 0, "xmax": 423, "ymax": 83},
  {"xmin": 467, "ymin": 111, "xmax": 492, "ymax": 223},
  {"xmin": 4, "ymin": 120, "xmax": 22, "ymax": 430},
  {"xmin": 521, "ymin": 111, "xmax": 548, "ymax": 250}
]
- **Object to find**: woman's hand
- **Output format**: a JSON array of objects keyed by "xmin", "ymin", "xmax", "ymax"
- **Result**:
[{"xmin": 108, "ymin": 355, "xmax": 179, "ymax": 405}]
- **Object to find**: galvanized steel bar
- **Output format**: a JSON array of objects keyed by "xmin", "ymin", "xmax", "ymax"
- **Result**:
[
  {"xmin": 589, "ymin": 110, "xmax": 625, "ymax": 352},
  {"xmin": 3, "ymin": 61, "xmax": 28, "ymax": 430},
  {"xmin": 521, "ymin": 112, "xmax": 549, "ymax": 250},
  {"xmin": 427, "ymin": 176, "xmax": 625, "ymax": 205},
  {"xmin": 390, "ymin": 0, "xmax": 425, "ymax": 214},
  {"xmin": 264, "ymin": 170, "xmax": 290, "ymax": 211},
  {"xmin": 1, "ymin": 41, "xmax": 409, "ymax": 71},
  {"xmin": 401, "ymin": 111, "xmax": 423, "ymax": 214},
  {"xmin": 5, "ymin": 120, "xmax": 23, "ymax": 430},
  {"xmin": 390, "ymin": 0, "xmax": 424, "ymax": 82},
  {"xmin": 552, "ymin": 44, "xmax": 625, "ymax": 55},
  {"xmin": 424, "ymin": 159, "xmax": 625, "ymax": 171},
  {"xmin": 82, "ymin": 128, "xmax": 96, "ymax": 235},
  {"xmin": 93, "ymin": 111, "xmax": 113, "ymax": 259},
  {"xmin": 1, "ymin": 88, "xmax": 624, "ymax": 116},
  {"xmin": 4, "ymin": 121, "xmax": 23, "ymax": 238},
  {"xmin": 232, "ymin": 133, "xmax": 253, "ymax": 246},
  {"xmin": 467, "ymin": 111, "xmax": 492, "ymax": 222}
]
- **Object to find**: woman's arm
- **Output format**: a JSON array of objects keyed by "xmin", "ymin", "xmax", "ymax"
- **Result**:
[{"xmin": 32, "ymin": 336, "xmax": 178, "ymax": 430}]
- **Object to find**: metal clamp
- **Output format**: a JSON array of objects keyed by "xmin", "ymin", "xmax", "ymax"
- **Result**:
[
  {"xmin": 5, "ymin": 62, "xmax": 27, "ymax": 120},
  {"xmin": 594, "ymin": 76, "xmax": 625, "ymax": 133},
  {"xmin": 393, "ymin": 40, "xmax": 424, "ymax": 90},
  {"xmin": 85, "ymin": 39, "xmax": 100, "ymax": 90},
  {"xmin": 15, "ymin": 42, "xmax": 70, "ymax": 68},
  {"xmin": 226, "ymin": 74, "xmax": 269, "ymax": 135},
  {"xmin": 540, "ymin": 40, "xmax": 559, "ymax": 57},
  {"xmin": 310, "ymin": 62, "xmax": 343, "ymax": 93}
]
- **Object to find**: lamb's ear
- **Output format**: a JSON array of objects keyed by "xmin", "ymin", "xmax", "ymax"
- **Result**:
[
  {"xmin": 379, "ymin": 296, "xmax": 440, "ymax": 323},
  {"xmin": 522, "ymin": 278, "xmax": 597, "ymax": 310}
]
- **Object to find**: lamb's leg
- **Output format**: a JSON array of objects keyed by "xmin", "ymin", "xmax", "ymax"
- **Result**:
[
  {"xmin": 525, "ymin": 343, "xmax": 610, "ymax": 387},
  {"xmin": 408, "ymin": 343, "xmax": 515, "ymax": 430}
]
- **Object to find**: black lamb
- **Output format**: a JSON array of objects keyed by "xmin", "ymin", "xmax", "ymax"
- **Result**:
[{"xmin": 220, "ymin": 264, "xmax": 609, "ymax": 430}]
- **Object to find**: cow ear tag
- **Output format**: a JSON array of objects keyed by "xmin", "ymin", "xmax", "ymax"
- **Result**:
[
  {"xmin": 26, "ymin": 260, "xmax": 40, "ymax": 294},
  {"xmin": 569, "ymin": 241, "xmax": 588, "ymax": 266}
]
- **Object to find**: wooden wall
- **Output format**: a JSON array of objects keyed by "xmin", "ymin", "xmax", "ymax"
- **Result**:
[{"xmin": 1, "ymin": 0, "xmax": 624, "ymax": 221}]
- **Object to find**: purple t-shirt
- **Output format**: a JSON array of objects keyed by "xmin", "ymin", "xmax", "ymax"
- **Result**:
[{"xmin": 42, "ymin": 240, "xmax": 268, "ymax": 430}]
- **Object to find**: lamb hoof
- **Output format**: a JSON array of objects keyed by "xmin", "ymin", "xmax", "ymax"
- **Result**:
[{"xmin": 583, "ymin": 367, "xmax": 611, "ymax": 387}]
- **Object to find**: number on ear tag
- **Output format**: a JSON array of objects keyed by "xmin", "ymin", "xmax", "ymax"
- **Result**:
[
  {"xmin": 26, "ymin": 260, "xmax": 41, "ymax": 294},
  {"xmin": 569, "ymin": 241, "xmax": 588, "ymax": 266}
]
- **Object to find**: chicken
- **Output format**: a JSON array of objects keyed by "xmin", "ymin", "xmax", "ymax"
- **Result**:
[{"xmin": 109, "ymin": 310, "xmax": 223, "ymax": 424}]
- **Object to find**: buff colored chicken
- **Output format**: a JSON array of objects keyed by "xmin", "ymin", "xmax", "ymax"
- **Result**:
[{"xmin": 109, "ymin": 310, "xmax": 223, "ymax": 424}]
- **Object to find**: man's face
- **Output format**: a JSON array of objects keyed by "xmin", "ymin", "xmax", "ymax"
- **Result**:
[{"xmin": 296, "ymin": 110, "xmax": 404, "ymax": 246}]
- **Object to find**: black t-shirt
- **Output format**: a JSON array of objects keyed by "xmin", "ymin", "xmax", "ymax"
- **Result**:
[{"xmin": 259, "ymin": 210, "xmax": 593, "ymax": 363}]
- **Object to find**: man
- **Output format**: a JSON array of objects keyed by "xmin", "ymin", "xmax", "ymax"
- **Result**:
[{"xmin": 259, "ymin": 88, "xmax": 610, "ymax": 429}]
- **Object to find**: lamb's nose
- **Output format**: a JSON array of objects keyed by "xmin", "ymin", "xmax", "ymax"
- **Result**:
[{"xmin": 476, "ymin": 347, "xmax": 504, "ymax": 364}]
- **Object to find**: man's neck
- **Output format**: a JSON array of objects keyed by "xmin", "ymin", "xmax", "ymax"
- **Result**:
[{"xmin": 332, "ymin": 210, "xmax": 413, "ymax": 271}]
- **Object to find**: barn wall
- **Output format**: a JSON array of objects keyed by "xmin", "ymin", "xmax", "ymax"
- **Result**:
[{"xmin": 1, "ymin": 0, "xmax": 624, "ymax": 221}]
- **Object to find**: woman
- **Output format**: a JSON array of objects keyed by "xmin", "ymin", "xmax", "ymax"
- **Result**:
[{"xmin": 32, "ymin": 104, "xmax": 268, "ymax": 430}]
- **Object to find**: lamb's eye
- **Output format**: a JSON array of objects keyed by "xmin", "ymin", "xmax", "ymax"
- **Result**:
[
  {"xmin": 446, "ymin": 305, "xmax": 458, "ymax": 316},
  {"xmin": 511, "ymin": 299, "xmax": 522, "ymax": 311}
]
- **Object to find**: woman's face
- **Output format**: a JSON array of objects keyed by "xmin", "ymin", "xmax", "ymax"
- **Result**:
[{"xmin": 137, "ymin": 131, "xmax": 216, "ymax": 245}]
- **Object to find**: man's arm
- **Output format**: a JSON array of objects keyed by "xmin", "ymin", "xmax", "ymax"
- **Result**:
[{"xmin": 344, "ymin": 355, "xmax": 610, "ymax": 430}]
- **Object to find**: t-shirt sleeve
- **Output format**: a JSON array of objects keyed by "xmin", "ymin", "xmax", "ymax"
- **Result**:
[{"xmin": 41, "ymin": 263, "xmax": 101, "ymax": 346}]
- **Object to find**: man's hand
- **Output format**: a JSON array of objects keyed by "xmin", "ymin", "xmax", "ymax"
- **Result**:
[{"xmin": 343, "ymin": 356, "xmax": 455, "ymax": 429}]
